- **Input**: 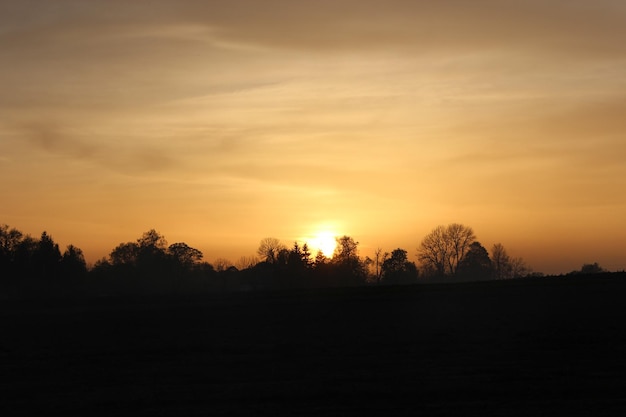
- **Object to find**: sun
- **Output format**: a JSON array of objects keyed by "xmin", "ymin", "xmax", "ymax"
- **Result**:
[{"xmin": 311, "ymin": 231, "xmax": 337, "ymax": 258}]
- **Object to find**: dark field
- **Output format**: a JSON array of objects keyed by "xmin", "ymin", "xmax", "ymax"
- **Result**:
[{"xmin": 3, "ymin": 275, "xmax": 626, "ymax": 416}]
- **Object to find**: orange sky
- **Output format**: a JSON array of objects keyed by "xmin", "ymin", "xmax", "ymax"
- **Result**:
[{"xmin": 1, "ymin": 1, "xmax": 625, "ymax": 274}]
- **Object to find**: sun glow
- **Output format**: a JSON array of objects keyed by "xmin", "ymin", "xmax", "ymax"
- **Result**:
[{"xmin": 310, "ymin": 231, "xmax": 337, "ymax": 258}]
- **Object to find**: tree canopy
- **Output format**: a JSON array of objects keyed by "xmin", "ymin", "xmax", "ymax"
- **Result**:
[
  {"xmin": 0, "ymin": 221, "xmax": 560, "ymax": 299},
  {"xmin": 418, "ymin": 223, "xmax": 475, "ymax": 277}
]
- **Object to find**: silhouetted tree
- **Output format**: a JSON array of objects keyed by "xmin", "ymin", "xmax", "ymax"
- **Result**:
[
  {"xmin": 445, "ymin": 224, "xmax": 476, "ymax": 275},
  {"xmin": 310, "ymin": 250, "xmax": 331, "ymax": 287},
  {"xmin": 257, "ymin": 237, "xmax": 285, "ymax": 264},
  {"xmin": 418, "ymin": 224, "xmax": 475, "ymax": 277},
  {"xmin": 363, "ymin": 256, "xmax": 374, "ymax": 283},
  {"xmin": 381, "ymin": 248, "xmax": 418, "ymax": 285},
  {"xmin": 491, "ymin": 243, "xmax": 510, "ymax": 280},
  {"xmin": 331, "ymin": 236, "xmax": 367, "ymax": 285},
  {"xmin": 110, "ymin": 242, "xmax": 140, "ymax": 266},
  {"xmin": 213, "ymin": 258, "xmax": 233, "ymax": 272},
  {"xmin": 579, "ymin": 262, "xmax": 606, "ymax": 275},
  {"xmin": 276, "ymin": 241, "xmax": 314, "ymax": 287},
  {"xmin": 134, "ymin": 230, "xmax": 171, "ymax": 291},
  {"xmin": 101, "ymin": 230, "xmax": 176, "ymax": 294},
  {"xmin": 491, "ymin": 243, "xmax": 530, "ymax": 279},
  {"xmin": 286, "ymin": 242, "xmax": 312, "ymax": 269},
  {"xmin": 0, "ymin": 224, "xmax": 23, "ymax": 264},
  {"xmin": 236, "ymin": 255, "xmax": 259, "ymax": 270},
  {"xmin": 0, "ymin": 224, "xmax": 25, "ymax": 292},
  {"xmin": 334, "ymin": 236, "xmax": 359, "ymax": 260},
  {"xmin": 136, "ymin": 229, "xmax": 168, "ymax": 267},
  {"xmin": 372, "ymin": 247, "xmax": 388, "ymax": 285},
  {"xmin": 137, "ymin": 229, "xmax": 168, "ymax": 252},
  {"xmin": 33, "ymin": 231, "xmax": 61, "ymax": 280},
  {"xmin": 13, "ymin": 235, "xmax": 38, "ymax": 277},
  {"xmin": 163, "ymin": 242, "xmax": 204, "ymax": 292},
  {"xmin": 509, "ymin": 257, "xmax": 530, "ymax": 278},
  {"xmin": 168, "ymin": 242, "xmax": 203, "ymax": 267},
  {"xmin": 301, "ymin": 243, "xmax": 312, "ymax": 268},
  {"xmin": 2, "ymin": 221, "xmax": 558, "ymax": 297},
  {"xmin": 418, "ymin": 225, "xmax": 447, "ymax": 277},
  {"xmin": 275, "ymin": 247, "xmax": 290, "ymax": 267},
  {"xmin": 0, "ymin": 226, "xmax": 90, "ymax": 296},
  {"xmin": 314, "ymin": 250, "xmax": 328, "ymax": 266},
  {"xmin": 457, "ymin": 242, "xmax": 492, "ymax": 281},
  {"xmin": 60, "ymin": 244, "xmax": 88, "ymax": 283},
  {"xmin": 103, "ymin": 241, "xmax": 141, "ymax": 294}
]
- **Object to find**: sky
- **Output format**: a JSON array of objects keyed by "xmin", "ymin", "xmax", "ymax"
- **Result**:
[{"xmin": 1, "ymin": 0, "xmax": 626, "ymax": 274}]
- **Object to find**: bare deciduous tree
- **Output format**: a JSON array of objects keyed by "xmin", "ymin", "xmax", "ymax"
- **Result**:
[
  {"xmin": 446, "ymin": 223, "xmax": 476, "ymax": 275},
  {"xmin": 418, "ymin": 223, "xmax": 476, "ymax": 277},
  {"xmin": 373, "ymin": 247, "xmax": 388, "ymax": 285},
  {"xmin": 257, "ymin": 237, "xmax": 285, "ymax": 264},
  {"xmin": 418, "ymin": 225, "xmax": 448, "ymax": 277},
  {"xmin": 491, "ymin": 243, "xmax": 530, "ymax": 279},
  {"xmin": 510, "ymin": 257, "xmax": 530, "ymax": 278},
  {"xmin": 236, "ymin": 255, "xmax": 259, "ymax": 270},
  {"xmin": 491, "ymin": 243, "xmax": 510, "ymax": 280},
  {"xmin": 213, "ymin": 258, "xmax": 233, "ymax": 272}
]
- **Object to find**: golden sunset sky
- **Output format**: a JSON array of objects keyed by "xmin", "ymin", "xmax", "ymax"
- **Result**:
[{"xmin": 1, "ymin": 1, "xmax": 625, "ymax": 274}]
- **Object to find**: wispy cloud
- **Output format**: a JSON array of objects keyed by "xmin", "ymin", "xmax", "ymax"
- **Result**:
[
  {"xmin": 2, "ymin": 0, "xmax": 626, "ymax": 273},
  {"xmin": 18, "ymin": 122, "xmax": 178, "ymax": 175}
]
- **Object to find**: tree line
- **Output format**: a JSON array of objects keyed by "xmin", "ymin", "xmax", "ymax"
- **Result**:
[
  {"xmin": 0, "ymin": 222, "xmax": 611, "ymax": 298},
  {"xmin": 417, "ymin": 223, "xmax": 532, "ymax": 281}
]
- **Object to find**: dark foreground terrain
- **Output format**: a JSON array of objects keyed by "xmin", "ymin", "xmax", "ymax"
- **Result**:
[{"xmin": 2, "ymin": 274, "xmax": 626, "ymax": 416}]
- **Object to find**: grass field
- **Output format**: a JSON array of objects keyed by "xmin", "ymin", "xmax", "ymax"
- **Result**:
[{"xmin": 2, "ymin": 274, "xmax": 626, "ymax": 416}]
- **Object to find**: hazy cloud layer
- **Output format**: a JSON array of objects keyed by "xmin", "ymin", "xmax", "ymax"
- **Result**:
[{"xmin": 2, "ymin": 1, "xmax": 625, "ymax": 273}]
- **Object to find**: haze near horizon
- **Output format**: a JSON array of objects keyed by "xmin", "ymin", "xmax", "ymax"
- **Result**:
[{"xmin": 1, "ymin": 1, "xmax": 625, "ymax": 274}]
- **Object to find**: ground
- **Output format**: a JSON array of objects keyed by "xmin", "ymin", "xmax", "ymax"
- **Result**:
[{"xmin": 2, "ymin": 274, "xmax": 626, "ymax": 416}]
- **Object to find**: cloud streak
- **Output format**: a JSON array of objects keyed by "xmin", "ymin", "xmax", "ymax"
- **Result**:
[{"xmin": 16, "ymin": 122, "xmax": 178, "ymax": 175}]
